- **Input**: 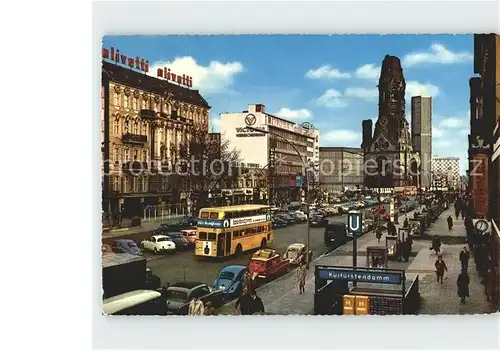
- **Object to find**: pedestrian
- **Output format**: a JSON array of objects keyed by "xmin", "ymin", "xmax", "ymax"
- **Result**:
[
  {"xmin": 396, "ymin": 239, "xmax": 403, "ymax": 262},
  {"xmin": 434, "ymin": 255, "xmax": 448, "ymax": 284},
  {"xmin": 249, "ymin": 290, "xmax": 265, "ymax": 315},
  {"xmin": 403, "ymin": 218, "xmax": 409, "ymax": 228},
  {"xmin": 188, "ymin": 296, "xmax": 205, "ymax": 316},
  {"xmin": 456, "ymin": 269, "xmax": 470, "ymax": 303},
  {"xmin": 401, "ymin": 238, "xmax": 411, "ymax": 262},
  {"xmin": 387, "ymin": 220, "xmax": 396, "ymax": 236},
  {"xmin": 431, "ymin": 235, "xmax": 442, "ymax": 255},
  {"xmin": 296, "ymin": 262, "xmax": 308, "ymax": 294},
  {"xmin": 459, "ymin": 246, "xmax": 470, "ymax": 271},
  {"xmin": 460, "ymin": 209, "xmax": 465, "ymax": 220},
  {"xmin": 454, "ymin": 204, "xmax": 460, "ymax": 220},
  {"xmin": 234, "ymin": 288, "xmax": 252, "ymax": 315},
  {"xmin": 447, "ymin": 215, "xmax": 453, "ymax": 231},
  {"xmin": 485, "ymin": 268, "xmax": 496, "ymax": 302},
  {"xmin": 204, "ymin": 301, "xmax": 217, "ymax": 316},
  {"xmin": 243, "ymin": 270, "xmax": 254, "ymax": 293},
  {"xmin": 375, "ymin": 227, "xmax": 382, "ymax": 243}
]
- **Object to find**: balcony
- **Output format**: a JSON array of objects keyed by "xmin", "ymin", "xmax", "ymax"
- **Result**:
[
  {"xmin": 140, "ymin": 109, "xmax": 156, "ymax": 119},
  {"xmin": 122, "ymin": 160, "xmax": 149, "ymax": 175},
  {"xmin": 122, "ymin": 133, "xmax": 147, "ymax": 145}
]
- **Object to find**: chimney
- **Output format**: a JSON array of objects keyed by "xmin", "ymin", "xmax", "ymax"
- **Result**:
[{"xmin": 362, "ymin": 119, "xmax": 373, "ymax": 149}]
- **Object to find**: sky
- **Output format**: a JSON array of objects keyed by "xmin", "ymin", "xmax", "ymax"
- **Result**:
[{"xmin": 103, "ymin": 35, "xmax": 474, "ymax": 174}]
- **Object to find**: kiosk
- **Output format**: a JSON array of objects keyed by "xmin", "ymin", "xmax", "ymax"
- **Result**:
[
  {"xmin": 314, "ymin": 265, "xmax": 420, "ymax": 315},
  {"xmin": 366, "ymin": 246, "xmax": 388, "ymax": 268}
]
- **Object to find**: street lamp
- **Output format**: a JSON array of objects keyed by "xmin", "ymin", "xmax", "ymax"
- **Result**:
[{"xmin": 245, "ymin": 125, "xmax": 313, "ymax": 268}]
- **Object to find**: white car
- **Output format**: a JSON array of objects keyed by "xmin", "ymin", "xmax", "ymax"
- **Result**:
[{"xmin": 141, "ymin": 235, "xmax": 176, "ymax": 254}]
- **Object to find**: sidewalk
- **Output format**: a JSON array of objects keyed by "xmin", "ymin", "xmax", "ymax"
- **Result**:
[
  {"xmin": 426, "ymin": 207, "xmax": 467, "ymax": 241},
  {"xmin": 218, "ymin": 210, "xmax": 417, "ymax": 315},
  {"xmin": 102, "ymin": 216, "xmax": 183, "ymax": 238}
]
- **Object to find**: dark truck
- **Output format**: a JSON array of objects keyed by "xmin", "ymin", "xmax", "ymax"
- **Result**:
[
  {"xmin": 324, "ymin": 222, "xmax": 348, "ymax": 249},
  {"xmin": 102, "ymin": 252, "xmax": 161, "ymax": 299}
]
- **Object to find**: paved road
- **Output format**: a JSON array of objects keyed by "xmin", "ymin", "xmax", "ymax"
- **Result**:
[{"xmin": 142, "ymin": 214, "xmax": 353, "ymax": 287}]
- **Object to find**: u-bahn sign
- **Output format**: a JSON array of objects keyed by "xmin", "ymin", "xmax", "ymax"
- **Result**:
[
  {"xmin": 347, "ymin": 211, "xmax": 363, "ymax": 236},
  {"xmin": 317, "ymin": 266, "xmax": 404, "ymax": 285}
]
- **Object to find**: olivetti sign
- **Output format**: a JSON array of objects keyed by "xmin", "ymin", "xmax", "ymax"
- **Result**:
[{"xmin": 469, "ymin": 135, "xmax": 491, "ymax": 155}]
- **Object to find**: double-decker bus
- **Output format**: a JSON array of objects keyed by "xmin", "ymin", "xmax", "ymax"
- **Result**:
[{"xmin": 195, "ymin": 204, "xmax": 273, "ymax": 258}]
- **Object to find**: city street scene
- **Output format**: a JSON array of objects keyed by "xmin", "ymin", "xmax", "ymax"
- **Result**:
[{"xmin": 100, "ymin": 34, "xmax": 499, "ymax": 316}]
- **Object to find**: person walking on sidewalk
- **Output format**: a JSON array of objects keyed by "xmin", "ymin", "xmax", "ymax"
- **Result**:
[
  {"xmin": 403, "ymin": 218, "xmax": 409, "ymax": 228},
  {"xmin": 249, "ymin": 290, "xmax": 265, "ymax": 315},
  {"xmin": 434, "ymin": 255, "xmax": 448, "ymax": 284},
  {"xmin": 234, "ymin": 288, "xmax": 252, "ymax": 315},
  {"xmin": 457, "ymin": 269, "xmax": 470, "ymax": 303},
  {"xmin": 188, "ymin": 296, "xmax": 205, "ymax": 316},
  {"xmin": 431, "ymin": 235, "xmax": 442, "ymax": 255},
  {"xmin": 454, "ymin": 203, "xmax": 460, "ymax": 220},
  {"xmin": 296, "ymin": 262, "xmax": 308, "ymax": 294},
  {"xmin": 459, "ymin": 247, "xmax": 470, "ymax": 271},
  {"xmin": 375, "ymin": 227, "xmax": 383, "ymax": 243},
  {"xmin": 447, "ymin": 215, "xmax": 453, "ymax": 231},
  {"xmin": 484, "ymin": 267, "xmax": 497, "ymax": 302}
]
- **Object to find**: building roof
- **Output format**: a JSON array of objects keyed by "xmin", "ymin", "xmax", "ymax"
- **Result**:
[
  {"xmin": 102, "ymin": 252, "xmax": 145, "ymax": 268},
  {"xmin": 101, "ymin": 61, "xmax": 210, "ymax": 109}
]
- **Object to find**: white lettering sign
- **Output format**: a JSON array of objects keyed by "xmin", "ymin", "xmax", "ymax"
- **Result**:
[
  {"xmin": 235, "ymin": 127, "xmax": 265, "ymax": 138},
  {"xmin": 230, "ymin": 215, "xmax": 267, "ymax": 227}
]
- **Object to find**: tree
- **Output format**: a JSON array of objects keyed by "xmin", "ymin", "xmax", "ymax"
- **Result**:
[{"xmin": 169, "ymin": 126, "xmax": 241, "ymax": 215}]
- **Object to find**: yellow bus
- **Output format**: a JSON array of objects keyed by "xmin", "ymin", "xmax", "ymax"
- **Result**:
[{"xmin": 195, "ymin": 204, "xmax": 273, "ymax": 258}]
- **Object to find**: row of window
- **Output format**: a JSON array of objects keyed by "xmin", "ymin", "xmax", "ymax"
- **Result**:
[
  {"xmin": 111, "ymin": 176, "xmax": 149, "ymax": 193},
  {"xmin": 112, "ymin": 147, "xmax": 148, "ymax": 163},
  {"xmin": 197, "ymin": 225, "xmax": 270, "ymax": 241}
]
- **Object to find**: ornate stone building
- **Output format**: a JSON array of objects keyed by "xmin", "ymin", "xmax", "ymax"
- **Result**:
[
  {"xmin": 101, "ymin": 61, "xmax": 210, "ymax": 219},
  {"xmin": 362, "ymin": 55, "xmax": 420, "ymax": 190}
]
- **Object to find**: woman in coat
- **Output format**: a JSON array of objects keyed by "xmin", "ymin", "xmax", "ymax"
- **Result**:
[
  {"xmin": 456, "ymin": 270, "xmax": 470, "ymax": 303},
  {"xmin": 434, "ymin": 255, "xmax": 448, "ymax": 284},
  {"xmin": 296, "ymin": 262, "xmax": 308, "ymax": 294}
]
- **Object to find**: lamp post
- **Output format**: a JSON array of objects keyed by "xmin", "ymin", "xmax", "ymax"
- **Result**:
[{"xmin": 245, "ymin": 125, "xmax": 312, "ymax": 268}]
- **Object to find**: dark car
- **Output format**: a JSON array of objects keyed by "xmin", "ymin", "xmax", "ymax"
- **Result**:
[
  {"xmin": 310, "ymin": 214, "xmax": 328, "ymax": 228},
  {"xmin": 165, "ymin": 282, "xmax": 224, "ymax": 315},
  {"xmin": 324, "ymin": 222, "xmax": 348, "ymax": 248},
  {"xmin": 272, "ymin": 218, "xmax": 286, "ymax": 229},
  {"xmin": 110, "ymin": 239, "xmax": 143, "ymax": 256},
  {"xmin": 157, "ymin": 217, "xmax": 197, "ymax": 233},
  {"xmin": 164, "ymin": 232, "xmax": 190, "ymax": 250},
  {"xmin": 276, "ymin": 213, "xmax": 295, "ymax": 225}
]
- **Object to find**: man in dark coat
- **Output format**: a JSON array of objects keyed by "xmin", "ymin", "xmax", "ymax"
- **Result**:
[
  {"xmin": 403, "ymin": 218, "xmax": 409, "ymax": 228},
  {"xmin": 234, "ymin": 288, "xmax": 252, "ymax": 315},
  {"xmin": 434, "ymin": 255, "xmax": 448, "ymax": 283},
  {"xmin": 459, "ymin": 247, "xmax": 470, "ymax": 271},
  {"xmin": 387, "ymin": 220, "xmax": 397, "ymax": 236},
  {"xmin": 431, "ymin": 235, "xmax": 442, "ymax": 255},
  {"xmin": 447, "ymin": 215, "xmax": 453, "ymax": 231},
  {"xmin": 400, "ymin": 239, "xmax": 411, "ymax": 262},
  {"xmin": 457, "ymin": 270, "xmax": 470, "ymax": 303}
]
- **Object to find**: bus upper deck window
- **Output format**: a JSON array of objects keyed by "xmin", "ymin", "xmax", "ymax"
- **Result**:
[
  {"xmin": 200, "ymin": 212, "xmax": 209, "ymax": 218},
  {"xmin": 210, "ymin": 212, "xmax": 219, "ymax": 219}
]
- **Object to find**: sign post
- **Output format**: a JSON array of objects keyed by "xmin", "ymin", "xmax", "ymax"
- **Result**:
[{"xmin": 347, "ymin": 211, "xmax": 363, "ymax": 286}]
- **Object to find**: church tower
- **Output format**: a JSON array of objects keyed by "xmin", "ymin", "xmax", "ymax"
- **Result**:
[{"xmin": 364, "ymin": 55, "xmax": 420, "ymax": 190}]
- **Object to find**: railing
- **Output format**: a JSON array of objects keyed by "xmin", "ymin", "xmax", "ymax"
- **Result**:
[
  {"xmin": 122, "ymin": 133, "xmax": 147, "ymax": 144},
  {"xmin": 140, "ymin": 109, "xmax": 156, "ymax": 119}
]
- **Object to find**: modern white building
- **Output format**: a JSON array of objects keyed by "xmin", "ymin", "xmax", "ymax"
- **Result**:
[
  {"xmin": 431, "ymin": 156, "xmax": 461, "ymax": 190},
  {"xmin": 220, "ymin": 104, "xmax": 319, "ymax": 203}
]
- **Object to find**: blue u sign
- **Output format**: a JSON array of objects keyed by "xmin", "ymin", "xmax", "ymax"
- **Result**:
[{"xmin": 347, "ymin": 212, "xmax": 363, "ymax": 235}]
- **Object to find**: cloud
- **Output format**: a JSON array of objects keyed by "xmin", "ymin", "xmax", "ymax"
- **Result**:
[
  {"xmin": 149, "ymin": 56, "xmax": 243, "ymax": 94},
  {"xmin": 344, "ymin": 87, "xmax": 378, "ymax": 101},
  {"xmin": 405, "ymin": 81, "xmax": 440, "ymax": 99},
  {"xmin": 209, "ymin": 117, "xmax": 221, "ymax": 132},
  {"xmin": 439, "ymin": 117, "xmax": 467, "ymax": 128},
  {"xmin": 432, "ymin": 126, "xmax": 445, "ymax": 138},
  {"xmin": 354, "ymin": 64, "xmax": 381, "ymax": 80},
  {"xmin": 305, "ymin": 65, "xmax": 351, "ymax": 79},
  {"xmin": 323, "ymin": 129, "xmax": 361, "ymax": 146},
  {"xmin": 403, "ymin": 43, "xmax": 473, "ymax": 67},
  {"xmin": 316, "ymin": 89, "xmax": 348, "ymax": 108},
  {"xmin": 275, "ymin": 107, "xmax": 312, "ymax": 120}
]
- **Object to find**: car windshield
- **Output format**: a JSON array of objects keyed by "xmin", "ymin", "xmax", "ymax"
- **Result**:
[
  {"xmin": 165, "ymin": 290, "xmax": 188, "ymax": 301},
  {"xmin": 288, "ymin": 247, "xmax": 300, "ymax": 252},
  {"xmin": 127, "ymin": 242, "xmax": 138, "ymax": 248},
  {"xmin": 157, "ymin": 237, "xmax": 170, "ymax": 242},
  {"xmin": 218, "ymin": 271, "xmax": 235, "ymax": 280}
]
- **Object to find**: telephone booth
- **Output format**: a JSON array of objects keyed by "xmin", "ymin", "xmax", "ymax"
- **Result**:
[{"xmin": 366, "ymin": 246, "xmax": 388, "ymax": 268}]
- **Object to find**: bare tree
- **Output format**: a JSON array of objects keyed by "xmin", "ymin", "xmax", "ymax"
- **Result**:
[{"xmin": 169, "ymin": 126, "xmax": 241, "ymax": 215}]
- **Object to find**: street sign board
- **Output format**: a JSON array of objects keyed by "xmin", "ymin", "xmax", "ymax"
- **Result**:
[
  {"xmin": 347, "ymin": 211, "xmax": 363, "ymax": 236},
  {"xmin": 317, "ymin": 266, "xmax": 404, "ymax": 285}
]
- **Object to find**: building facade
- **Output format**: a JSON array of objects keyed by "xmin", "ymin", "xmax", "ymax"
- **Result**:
[
  {"xmin": 101, "ymin": 60, "xmax": 210, "ymax": 219},
  {"xmin": 411, "ymin": 95, "xmax": 433, "ymax": 189},
  {"xmin": 363, "ymin": 55, "xmax": 420, "ymax": 191},
  {"xmin": 431, "ymin": 156, "xmax": 460, "ymax": 190},
  {"xmin": 220, "ymin": 104, "xmax": 315, "ymax": 204},
  {"xmin": 319, "ymin": 147, "xmax": 364, "ymax": 193}
]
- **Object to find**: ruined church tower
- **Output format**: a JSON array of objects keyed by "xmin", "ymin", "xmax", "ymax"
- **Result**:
[{"xmin": 363, "ymin": 55, "xmax": 420, "ymax": 190}]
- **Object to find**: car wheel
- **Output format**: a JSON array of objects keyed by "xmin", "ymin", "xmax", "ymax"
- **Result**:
[{"xmin": 154, "ymin": 247, "xmax": 159, "ymax": 255}]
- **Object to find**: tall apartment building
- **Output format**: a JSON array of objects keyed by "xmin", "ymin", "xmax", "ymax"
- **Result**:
[
  {"xmin": 101, "ymin": 60, "xmax": 210, "ymax": 219},
  {"xmin": 431, "ymin": 156, "xmax": 460, "ymax": 189},
  {"xmin": 319, "ymin": 147, "xmax": 364, "ymax": 193},
  {"xmin": 220, "ymin": 104, "xmax": 317, "ymax": 203},
  {"xmin": 411, "ymin": 95, "xmax": 432, "ymax": 189}
]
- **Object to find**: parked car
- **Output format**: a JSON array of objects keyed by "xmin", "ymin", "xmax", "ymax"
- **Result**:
[
  {"xmin": 140, "ymin": 235, "xmax": 176, "ymax": 254},
  {"xmin": 164, "ymin": 232, "xmax": 190, "ymax": 250},
  {"xmin": 213, "ymin": 265, "xmax": 247, "ymax": 300},
  {"xmin": 283, "ymin": 243, "xmax": 312, "ymax": 265},
  {"xmin": 164, "ymin": 282, "xmax": 224, "ymax": 315},
  {"xmin": 324, "ymin": 207, "xmax": 339, "ymax": 216},
  {"xmin": 110, "ymin": 239, "xmax": 143, "ymax": 256},
  {"xmin": 276, "ymin": 213, "xmax": 295, "ymax": 225},
  {"xmin": 272, "ymin": 217, "xmax": 286, "ymax": 229},
  {"xmin": 291, "ymin": 212, "xmax": 307, "ymax": 222},
  {"xmin": 248, "ymin": 248, "xmax": 290, "ymax": 280},
  {"xmin": 324, "ymin": 222, "xmax": 348, "ymax": 248},
  {"xmin": 157, "ymin": 217, "xmax": 197, "ymax": 233},
  {"xmin": 310, "ymin": 214, "xmax": 328, "ymax": 228},
  {"xmin": 180, "ymin": 229, "xmax": 197, "ymax": 245}
]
